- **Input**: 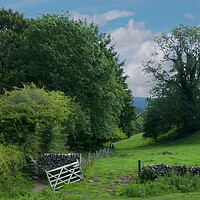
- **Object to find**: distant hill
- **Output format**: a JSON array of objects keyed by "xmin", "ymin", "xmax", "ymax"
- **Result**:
[{"xmin": 133, "ymin": 97, "xmax": 146, "ymax": 113}]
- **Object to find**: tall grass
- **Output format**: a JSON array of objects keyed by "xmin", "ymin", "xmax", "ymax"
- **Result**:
[{"xmin": 119, "ymin": 173, "xmax": 200, "ymax": 198}]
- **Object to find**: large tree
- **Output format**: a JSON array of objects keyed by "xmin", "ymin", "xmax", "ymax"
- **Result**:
[
  {"xmin": 143, "ymin": 24, "xmax": 200, "ymax": 139},
  {"xmin": 1, "ymin": 11, "xmax": 136, "ymax": 150},
  {"xmin": 0, "ymin": 8, "xmax": 28, "ymax": 90}
]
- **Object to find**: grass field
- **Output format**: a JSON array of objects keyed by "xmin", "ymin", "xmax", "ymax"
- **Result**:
[
  {"xmin": 8, "ymin": 131, "xmax": 200, "ymax": 199},
  {"xmin": 59, "ymin": 131, "xmax": 200, "ymax": 199}
]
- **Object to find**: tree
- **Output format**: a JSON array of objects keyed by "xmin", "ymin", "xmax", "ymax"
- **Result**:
[
  {"xmin": 0, "ymin": 8, "xmax": 28, "ymax": 91},
  {"xmin": 0, "ymin": 10, "xmax": 136, "ymax": 150},
  {"xmin": 143, "ymin": 24, "xmax": 200, "ymax": 139},
  {"xmin": 0, "ymin": 83, "xmax": 74, "ymax": 156},
  {"xmin": 119, "ymin": 89, "xmax": 136, "ymax": 137},
  {"xmin": 133, "ymin": 111, "xmax": 145, "ymax": 135},
  {"xmin": 143, "ymin": 97, "xmax": 179, "ymax": 141},
  {"xmin": 6, "ymin": 12, "xmax": 136, "ymax": 150}
]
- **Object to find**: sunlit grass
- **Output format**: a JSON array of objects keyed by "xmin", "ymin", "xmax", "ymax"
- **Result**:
[
  {"xmin": 11, "ymin": 131, "xmax": 200, "ymax": 199},
  {"xmin": 114, "ymin": 132, "xmax": 152, "ymax": 150},
  {"xmin": 60, "ymin": 131, "xmax": 200, "ymax": 199}
]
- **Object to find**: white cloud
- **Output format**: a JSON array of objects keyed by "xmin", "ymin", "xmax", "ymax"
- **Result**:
[
  {"xmin": 72, "ymin": 12, "xmax": 155, "ymax": 97},
  {"xmin": 72, "ymin": 10, "xmax": 134, "ymax": 26},
  {"xmin": 72, "ymin": 11, "xmax": 156, "ymax": 97},
  {"xmin": 184, "ymin": 13, "xmax": 194, "ymax": 19},
  {"xmin": 99, "ymin": 10, "xmax": 134, "ymax": 22},
  {"xmin": 111, "ymin": 19, "xmax": 158, "ymax": 97}
]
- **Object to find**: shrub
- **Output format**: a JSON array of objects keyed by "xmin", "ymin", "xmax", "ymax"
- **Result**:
[
  {"xmin": 139, "ymin": 166, "xmax": 157, "ymax": 182},
  {"xmin": 0, "ymin": 83, "xmax": 73, "ymax": 156},
  {"xmin": 120, "ymin": 173, "xmax": 200, "ymax": 198},
  {"xmin": 0, "ymin": 144, "xmax": 31, "ymax": 198},
  {"xmin": 111, "ymin": 127, "xmax": 127, "ymax": 142}
]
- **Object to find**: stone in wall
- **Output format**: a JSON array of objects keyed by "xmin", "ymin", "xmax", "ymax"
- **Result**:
[
  {"xmin": 26, "ymin": 156, "xmax": 39, "ymax": 179},
  {"xmin": 38, "ymin": 153, "xmax": 81, "ymax": 175},
  {"xmin": 140, "ymin": 163, "xmax": 200, "ymax": 181}
]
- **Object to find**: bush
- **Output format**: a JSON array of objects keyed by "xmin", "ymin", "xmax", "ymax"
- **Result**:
[
  {"xmin": 139, "ymin": 166, "xmax": 157, "ymax": 182},
  {"xmin": 119, "ymin": 173, "xmax": 200, "ymax": 198},
  {"xmin": 111, "ymin": 127, "xmax": 127, "ymax": 142},
  {"xmin": 0, "ymin": 83, "xmax": 73, "ymax": 156},
  {"xmin": 0, "ymin": 144, "xmax": 31, "ymax": 198}
]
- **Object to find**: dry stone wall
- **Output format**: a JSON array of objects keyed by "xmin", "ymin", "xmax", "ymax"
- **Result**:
[
  {"xmin": 26, "ymin": 153, "xmax": 81, "ymax": 178},
  {"xmin": 140, "ymin": 163, "xmax": 200, "ymax": 180},
  {"xmin": 38, "ymin": 153, "xmax": 81, "ymax": 174}
]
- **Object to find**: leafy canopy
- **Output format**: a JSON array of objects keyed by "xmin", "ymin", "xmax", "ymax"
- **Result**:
[
  {"xmin": 0, "ymin": 10, "xmax": 136, "ymax": 150},
  {"xmin": 143, "ymin": 24, "xmax": 200, "ymax": 140}
]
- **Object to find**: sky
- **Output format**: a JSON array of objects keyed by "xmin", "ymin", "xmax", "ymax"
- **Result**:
[{"xmin": 1, "ymin": 0, "xmax": 200, "ymax": 97}]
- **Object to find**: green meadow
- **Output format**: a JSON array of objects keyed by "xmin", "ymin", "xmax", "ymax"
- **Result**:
[
  {"xmin": 6, "ymin": 131, "xmax": 200, "ymax": 199},
  {"xmin": 61, "ymin": 132, "xmax": 200, "ymax": 200}
]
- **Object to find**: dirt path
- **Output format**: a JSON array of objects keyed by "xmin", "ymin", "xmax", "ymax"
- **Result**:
[{"xmin": 31, "ymin": 179, "xmax": 48, "ymax": 193}]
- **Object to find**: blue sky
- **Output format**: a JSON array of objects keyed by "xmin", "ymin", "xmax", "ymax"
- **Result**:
[{"xmin": 1, "ymin": 0, "xmax": 200, "ymax": 97}]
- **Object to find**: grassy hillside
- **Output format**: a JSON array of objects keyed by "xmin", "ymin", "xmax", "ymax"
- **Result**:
[
  {"xmin": 115, "ymin": 131, "xmax": 200, "ymax": 167},
  {"xmin": 6, "ymin": 131, "xmax": 200, "ymax": 199},
  {"xmin": 63, "ymin": 131, "xmax": 200, "ymax": 199}
]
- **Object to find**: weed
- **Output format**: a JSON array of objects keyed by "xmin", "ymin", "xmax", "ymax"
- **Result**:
[
  {"xmin": 119, "ymin": 173, "xmax": 200, "ymax": 198},
  {"xmin": 162, "ymin": 151, "xmax": 172, "ymax": 155}
]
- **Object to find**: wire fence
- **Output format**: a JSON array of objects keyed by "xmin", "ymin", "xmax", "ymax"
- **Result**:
[{"xmin": 81, "ymin": 144, "xmax": 115, "ymax": 171}]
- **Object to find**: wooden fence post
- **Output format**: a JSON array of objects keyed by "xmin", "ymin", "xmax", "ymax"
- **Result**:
[
  {"xmin": 138, "ymin": 160, "xmax": 141, "ymax": 175},
  {"xmin": 79, "ymin": 153, "xmax": 82, "ymax": 165}
]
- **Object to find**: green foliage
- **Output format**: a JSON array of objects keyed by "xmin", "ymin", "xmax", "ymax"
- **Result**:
[
  {"xmin": 120, "ymin": 173, "xmax": 200, "ymax": 198},
  {"xmin": 0, "ymin": 144, "xmax": 31, "ymax": 198},
  {"xmin": 111, "ymin": 127, "xmax": 127, "ymax": 142},
  {"xmin": 2, "ymin": 131, "xmax": 200, "ymax": 199},
  {"xmin": 143, "ymin": 24, "xmax": 200, "ymax": 139},
  {"xmin": 0, "ymin": 83, "xmax": 72, "ymax": 156},
  {"xmin": 0, "ymin": 8, "xmax": 136, "ymax": 150},
  {"xmin": 119, "ymin": 89, "xmax": 137, "ymax": 138},
  {"xmin": 0, "ymin": 7, "xmax": 27, "ymax": 33},
  {"xmin": 133, "ymin": 111, "xmax": 145, "ymax": 135},
  {"xmin": 0, "ymin": 10, "xmax": 136, "ymax": 150},
  {"xmin": 65, "ymin": 103, "xmax": 92, "ymax": 151},
  {"xmin": 143, "ymin": 97, "xmax": 178, "ymax": 141},
  {"xmin": 139, "ymin": 166, "xmax": 157, "ymax": 182},
  {"xmin": 0, "ymin": 8, "xmax": 29, "ymax": 91}
]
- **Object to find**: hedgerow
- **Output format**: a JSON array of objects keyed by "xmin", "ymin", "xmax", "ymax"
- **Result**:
[{"xmin": 0, "ymin": 144, "xmax": 31, "ymax": 198}]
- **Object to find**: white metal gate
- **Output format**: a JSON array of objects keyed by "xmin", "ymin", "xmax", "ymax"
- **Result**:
[{"xmin": 45, "ymin": 160, "xmax": 82, "ymax": 190}]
